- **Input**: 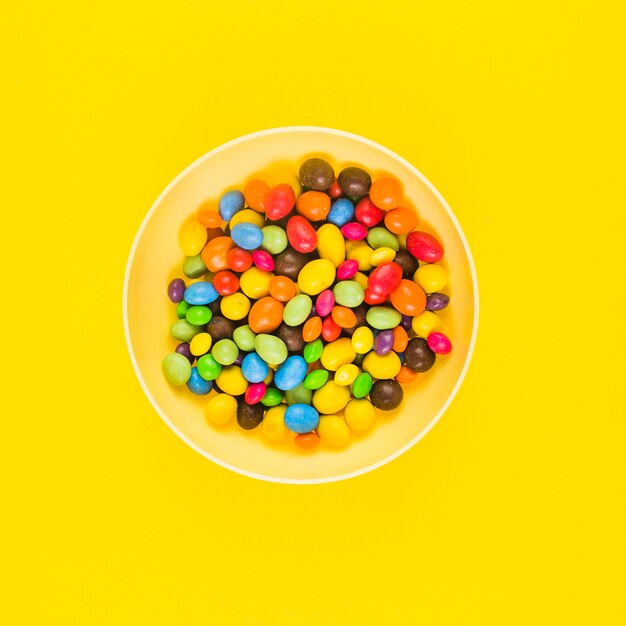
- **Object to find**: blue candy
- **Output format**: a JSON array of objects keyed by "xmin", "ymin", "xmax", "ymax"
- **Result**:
[
  {"xmin": 183, "ymin": 281, "xmax": 219, "ymax": 305},
  {"xmin": 241, "ymin": 352, "xmax": 269, "ymax": 383},
  {"xmin": 274, "ymin": 355, "xmax": 307, "ymax": 391},
  {"xmin": 218, "ymin": 189, "xmax": 245, "ymax": 221},
  {"xmin": 327, "ymin": 198, "xmax": 355, "ymax": 227},
  {"xmin": 231, "ymin": 223, "xmax": 263, "ymax": 250},
  {"xmin": 284, "ymin": 404, "xmax": 320, "ymax": 434},
  {"xmin": 187, "ymin": 367, "xmax": 213, "ymax": 395}
]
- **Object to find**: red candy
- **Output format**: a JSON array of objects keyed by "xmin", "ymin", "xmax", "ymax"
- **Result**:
[
  {"xmin": 245, "ymin": 382, "xmax": 266, "ymax": 404},
  {"xmin": 407, "ymin": 231, "xmax": 444, "ymax": 263},
  {"xmin": 322, "ymin": 315, "xmax": 342, "ymax": 342},
  {"xmin": 252, "ymin": 250, "xmax": 275, "ymax": 272},
  {"xmin": 367, "ymin": 262, "xmax": 402, "ymax": 296},
  {"xmin": 427, "ymin": 332, "xmax": 452, "ymax": 354},
  {"xmin": 265, "ymin": 184, "xmax": 296, "ymax": 221},
  {"xmin": 336, "ymin": 259, "xmax": 359, "ymax": 280},
  {"xmin": 287, "ymin": 216, "xmax": 318, "ymax": 253},
  {"xmin": 328, "ymin": 179, "xmax": 342, "ymax": 198},
  {"xmin": 354, "ymin": 197, "xmax": 385, "ymax": 227},
  {"xmin": 364, "ymin": 288, "xmax": 388, "ymax": 305},
  {"xmin": 341, "ymin": 222, "xmax": 368, "ymax": 241},
  {"xmin": 212, "ymin": 270, "xmax": 240, "ymax": 296},
  {"xmin": 390, "ymin": 279, "xmax": 426, "ymax": 316},
  {"xmin": 316, "ymin": 289, "xmax": 335, "ymax": 317},
  {"xmin": 226, "ymin": 247, "xmax": 253, "ymax": 272}
]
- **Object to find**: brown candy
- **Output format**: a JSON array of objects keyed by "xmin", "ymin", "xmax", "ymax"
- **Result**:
[
  {"xmin": 277, "ymin": 323, "xmax": 306, "ymax": 353},
  {"xmin": 273, "ymin": 248, "xmax": 317, "ymax": 281},
  {"xmin": 207, "ymin": 315, "xmax": 236, "ymax": 341},
  {"xmin": 236, "ymin": 398, "xmax": 264, "ymax": 430},
  {"xmin": 370, "ymin": 379, "xmax": 404, "ymax": 411},
  {"xmin": 299, "ymin": 158, "xmax": 335, "ymax": 191},
  {"xmin": 337, "ymin": 167, "xmax": 372, "ymax": 198},
  {"xmin": 404, "ymin": 337, "xmax": 436, "ymax": 372},
  {"xmin": 394, "ymin": 250, "xmax": 420, "ymax": 279}
]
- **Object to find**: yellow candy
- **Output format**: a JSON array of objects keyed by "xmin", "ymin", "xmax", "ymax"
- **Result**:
[
  {"xmin": 190, "ymin": 332, "xmax": 212, "ymax": 356},
  {"xmin": 351, "ymin": 326, "xmax": 374, "ymax": 354},
  {"xmin": 262, "ymin": 405, "xmax": 288, "ymax": 441},
  {"xmin": 240, "ymin": 267, "xmax": 274, "ymax": 299},
  {"xmin": 320, "ymin": 338, "xmax": 356, "ymax": 371},
  {"xmin": 313, "ymin": 381, "xmax": 351, "ymax": 414},
  {"xmin": 316, "ymin": 223, "xmax": 345, "ymax": 267},
  {"xmin": 179, "ymin": 219, "xmax": 207, "ymax": 256},
  {"xmin": 220, "ymin": 293, "xmax": 251, "ymax": 320},
  {"xmin": 414, "ymin": 264, "xmax": 448, "ymax": 293},
  {"xmin": 206, "ymin": 393, "xmax": 237, "ymax": 426},
  {"xmin": 347, "ymin": 244, "xmax": 374, "ymax": 271},
  {"xmin": 229, "ymin": 208, "xmax": 265, "ymax": 229},
  {"xmin": 411, "ymin": 310, "xmax": 443, "ymax": 338},
  {"xmin": 264, "ymin": 369, "xmax": 274, "ymax": 385},
  {"xmin": 398, "ymin": 233, "xmax": 408, "ymax": 250},
  {"xmin": 344, "ymin": 399, "xmax": 376, "ymax": 432},
  {"xmin": 353, "ymin": 271, "xmax": 369, "ymax": 290},
  {"xmin": 216, "ymin": 366, "xmax": 248, "ymax": 396},
  {"xmin": 297, "ymin": 259, "xmax": 336, "ymax": 295},
  {"xmin": 317, "ymin": 415, "xmax": 350, "ymax": 447},
  {"xmin": 345, "ymin": 239, "xmax": 365, "ymax": 255},
  {"xmin": 369, "ymin": 246, "xmax": 396, "ymax": 266},
  {"xmin": 362, "ymin": 351, "xmax": 402, "ymax": 379},
  {"xmin": 268, "ymin": 167, "xmax": 302, "ymax": 197},
  {"xmin": 334, "ymin": 364, "xmax": 359, "ymax": 386}
]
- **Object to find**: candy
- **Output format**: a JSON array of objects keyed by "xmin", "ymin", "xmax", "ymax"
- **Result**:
[
  {"xmin": 187, "ymin": 367, "xmax": 213, "ymax": 395},
  {"xmin": 284, "ymin": 404, "xmax": 320, "ymax": 434},
  {"xmin": 255, "ymin": 334, "xmax": 288, "ymax": 365},
  {"xmin": 261, "ymin": 387, "xmax": 284, "ymax": 407},
  {"xmin": 243, "ymin": 180, "xmax": 270, "ymax": 212},
  {"xmin": 367, "ymin": 227, "xmax": 399, "ymax": 251},
  {"xmin": 341, "ymin": 222, "xmax": 368, "ymax": 241},
  {"xmin": 337, "ymin": 167, "xmax": 371, "ymax": 198},
  {"xmin": 274, "ymin": 248, "xmax": 315, "ymax": 281},
  {"xmin": 284, "ymin": 383, "xmax": 312, "ymax": 406},
  {"xmin": 369, "ymin": 247, "xmax": 396, "ymax": 266},
  {"xmin": 276, "ymin": 323, "xmax": 305, "ymax": 353},
  {"xmin": 179, "ymin": 219, "xmax": 208, "ymax": 256},
  {"xmin": 296, "ymin": 190, "xmax": 331, "ymax": 221},
  {"xmin": 351, "ymin": 326, "xmax": 374, "ymax": 354},
  {"xmin": 175, "ymin": 342, "xmax": 194, "ymax": 363},
  {"xmin": 287, "ymin": 216, "xmax": 317, "ymax": 253},
  {"xmin": 185, "ymin": 305, "xmax": 212, "ymax": 326},
  {"xmin": 295, "ymin": 432, "xmax": 320, "ymax": 449},
  {"xmin": 248, "ymin": 296, "xmax": 284, "ymax": 333},
  {"xmin": 316, "ymin": 223, "xmax": 345, "ymax": 267},
  {"xmin": 333, "ymin": 280, "xmax": 364, "ymax": 307},
  {"xmin": 170, "ymin": 319, "xmax": 205, "ymax": 342},
  {"xmin": 351, "ymin": 372, "xmax": 373, "ymax": 399},
  {"xmin": 427, "ymin": 331, "xmax": 452, "ymax": 354},
  {"xmin": 328, "ymin": 179, "xmax": 342, "ymax": 198},
  {"xmin": 414, "ymin": 263, "xmax": 448, "ymax": 293},
  {"xmin": 366, "ymin": 306, "xmax": 402, "ymax": 330},
  {"xmin": 233, "ymin": 325, "xmax": 256, "ymax": 352},
  {"xmin": 302, "ymin": 316, "xmax": 322, "ymax": 342},
  {"xmin": 304, "ymin": 369, "xmax": 329, "ymax": 390},
  {"xmin": 363, "ymin": 351, "xmax": 402, "ymax": 379},
  {"xmin": 196, "ymin": 353, "xmax": 222, "ymax": 380},
  {"xmin": 367, "ymin": 262, "xmax": 402, "ymax": 295},
  {"xmin": 394, "ymin": 250, "xmax": 419, "ymax": 278},
  {"xmin": 320, "ymin": 338, "xmax": 356, "ymax": 371},
  {"xmin": 183, "ymin": 281, "xmax": 219, "ymax": 305},
  {"xmin": 374, "ymin": 329, "xmax": 395, "ymax": 355},
  {"xmin": 369, "ymin": 176, "xmax": 402, "ymax": 210},
  {"xmin": 283, "ymin": 293, "xmax": 313, "ymax": 326},
  {"xmin": 207, "ymin": 316, "xmax": 236, "ymax": 341},
  {"xmin": 239, "ymin": 353, "xmax": 268, "ymax": 384},
  {"xmin": 312, "ymin": 381, "xmax": 351, "ymax": 414},
  {"xmin": 220, "ymin": 292, "xmax": 251, "ymax": 320},
  {"xmin": 265, "ymin": 184, "xmax": 296, "ymax": 221},
  {"xmin": 317, "ymin": 415, "xmax": 350, "ymax": 447},
  {"xmin": 217, "ymin": 366, "xmax": 248, "ymax": 395},
  {"xmin": 183, "ymin": 255, "xmax": 208, "ymax": 278},
  {"xmin": 218, "ymin": 189, "xmax": 245, "ymax": 220},
  {"xmin": 299, "ymin": 158, "xmax": 334, "ymax": 190},
  {"xmin": 336, "ymin": 259, "xmax": 359, "ymax": 280},
  {"xmin": 297, "ymin": 259, "xmax": 336, "ymax": 295},
  {"xmin": 303, "ymin": 338, "xmax": 323, "ymax": 363},
  {"xmin": 390, "ymin": 279, "xmax": 426, "ymax": 316},
  {"xmin": 226, "ymin": 246, "xmax": 253, "ymax": 272},
  {"xmin": 327, "ymin": 198, "xmax": 355, "ymax": 227},
  {"xmin": 231, "ymin": 222, "xmax": 263, "ymax": 250},
  {"xmin": 392, "ymin": 326, "xmax": 409, "ymax": 352},
  {"xmin": 262, "ymin": 405, "xmax": 288, "ymax": 441},
  {"xmin": 370, "ymin": 379, "xmax": 404, "ymax": 410},
  {"xmin": 237, "ymin": 398, "xmax": 264, "ymax": 429},
  {"xmin": 242, "ymin": 381, "xmax": 264, "ymax": 404},
  {"xmin": 384, "ymin": 206, "xmax": 418, "ymax": 234},
  {"xmin": 239, "ymin": 267, "xmax": 273, "ymax": 299},
  {"xmin": 331, "ymin": 305, "xmax": 357, "ymax": 329},
  {"xmin": 201, "ymin": 236, "xmax": 235, "ymax": 272},
  {"xmin": 395, "ymin": 364, "xmax": 418, "ymax": 384},
  {"xmin": 198, "ymin": 208, "xmax": 222, "ymax": 228},
  {"xmin": 229, "ymin": 208, "xmax": 265, "ymax": 230},
  {"xmin": 344, "ymin": 399, "xmax": 375, "ymax": 431},
  {"xmin": 411, "ymin": 310, "xmax": 443, "ymax": 338},
  {"xmin": 261, "ymin": 225, "xmax": 288, "ymax": 255},
  {"xmin": 364, "ymin": 288, "xmax": 387, "ymax": 305},
  {"xmin": 321, "ymin": 316, "xmax": 341, "ymax": 342},
  {"xmin": 426, "ymin": 292, "xmax": 450, "ymax": 311},
  {"xmin": 406, "ymin": 231, "xmax": 444, "ymax": 263},
  {"xmin": 354, "ymin": 197, "xmax": 385, "ymax": 227},
  {"xmin": 251, "ymin": 250, "xmax": 274, "ymax": 272},
  {"xmin": 274, "ymin": 355, "xmax": 308, "ymax": 390},
  {"xmin": 404, "ymin": 337, "xmax": 436, "ymax": 372},
  {"xmin": 206, "ymin": 393, "xmax": 238, "ymax": 425},
  {"xmin": 212, "ymin": 270, "xmax": 240, "ymax": 296},
  {"xmin": 168, "ymin": 278, "xmax": 186, "ymax": 303},
  {"xmin": 334, "ymin": 364, "xmax": 359, "ymax": 386},
  {"xmin": 347, "ymin": 243, "xmax": 374, "ymax": 271},
  {"xmin": 268, "ymin": 275, "xmax": 296, "ymax": 302},
  {"xmin": 315, "ymin": 290, "xmax": 335, "ymax": 317},
  {"xmin": 162, "ymin": 352, "xmax": 192, "ymax": 386}
]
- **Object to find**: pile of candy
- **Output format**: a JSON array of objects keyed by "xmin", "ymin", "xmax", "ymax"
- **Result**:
[{"xmin": 163, "ymin": 158, "xmax": 452, "ymax": 449}]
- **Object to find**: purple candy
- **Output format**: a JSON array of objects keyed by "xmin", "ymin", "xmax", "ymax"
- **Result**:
[
  {"xmin": 374, "ymin": 330, "xmax": 395, "ymax": 355},
  {"xmin": 400, "ymin": 315, "xmax": 413, "ymax": 331},
  {"xmin": 234, "ymin": 350, "xmax": 246, "ymax": 366},
  {"xmin": 175, "ymin": 342, "xmax": 194, "ymax": 363},
  {"xmin": 168, "ymin": 278, "xmax": 186, "ymax": 303},
  {"xmin": 426, "ymin": 293, "xmax": 450, "ymax": 312}
]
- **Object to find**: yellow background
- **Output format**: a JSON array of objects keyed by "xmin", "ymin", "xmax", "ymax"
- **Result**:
[{"xmin": 2, "ymin": 1, "xmax": 625, "ymax": 624}]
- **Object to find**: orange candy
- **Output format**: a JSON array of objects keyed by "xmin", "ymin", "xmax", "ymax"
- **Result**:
[
  {"xmin": 390, "ymin": 279, "xmax": 426, "ymax": 316},
  {"xmin": 200, "ymin": 236, "xmax": 235, "ymax": 272},
  {"xmin": 302, "ymin": 316, "xmax": 322, "ymax": 342},
  {"xmin": 248, "ymin": 296, "xmax": 284, "ymax": 333},
  {"xmin": 370, "ymin": 176, "xmax": 402, "ymax": 211},
  {"xmin": 295, "ymin": 432, "xmax": 320, "ymax": 449},
  {"xmin": 331, "ymin": 306, "xmax": 357, "ymax": 329},
  {"xmin": 384, "ymin": 206, "xmax": 417, "ymax": 234},
  {"xmin": 395, "ymin": 364, "xmax": 418, "ymax": 384},
  {"xmin": 295, "ymin": 191, "xmax": 331, "ymax": 221},
  {"xmin": 268, "ymin": 275, "xmax": 297, "ymax": 302},
  {"xmin": 392, "ymin": 325, "xmax": 409, "ymax": 352},
  {"xmin": 244, "ymin": 179, "xmax": 270, "ymax": 212},
  {"xmin": 198, "ymin": 209, "xmax": 223, "ymax": 229}
]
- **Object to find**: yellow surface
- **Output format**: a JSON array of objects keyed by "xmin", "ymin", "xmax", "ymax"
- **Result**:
[{"xmin": 1, "ymin": 0, "xmax": 625, "ymax": 624}]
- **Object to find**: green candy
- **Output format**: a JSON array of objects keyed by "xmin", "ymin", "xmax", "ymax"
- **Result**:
[
  {"xmin": 196, "ymin": 354, "xmax": 222, "ymax": 380},
  {"xmin": 303, "ymin": 369, "xmax": 329, "ymax": 390},
  {"xmin": 352, "ymin": 372, "xmax": 373, "ymax": 398},
  {"xmin": 255, "ymin": 334, "xmax": 288, "ymax": 365},
  {"xmin": 365, "ymin": 306, "xmax": 402, "ymax": 330},
  {"xmin": 185, "ymin": 305, "xmax": 212, "ymax": 326},
  {"xmin": 261, "ymin": 225, "xmax": 288, "ymax": 255},
  {"xmin": 303, "ymin": 338, "xmax": 323, "ymax": 363},
  {"xmin": 261, "ymin": 388, "xmax": 284, "ymax": 407},
  {"xmin": 282, "ymin": 294, "xmax": 312, "ymax": 326},
  {"xmin": 183, "ymin": 254, "xmax": 208, "ymax": 278},
  {"xmin": 367, "ymin": 227, "xmax": 399, "ymax": 251},
  {"xmin": 233, "ymin": 325, "xmax": 256, "ymax": 352},
  {"xmin": 333, "ymin": 280, "xmax": 365, "ymax": 307},
  {"xmin": 212, "ymin": 339, "xmax": 238, "ymax": 365},
  {"xmin": 285, "ymin": 383, "xmax": 313, "ymax": 406},
  {"xmin": 170, "ymin": 318, "xmax": 204, "ymax": 342},
  {"xmin": 176, "ymin": 300, "xmax": 191, "ymax": 319},
  {"xmin": 162, "ymin": 352, "xmax": 192, "ymax": 386},
  {"xmin": 353, "ymin": 353, "xmax": 365, "ymax": 367}
]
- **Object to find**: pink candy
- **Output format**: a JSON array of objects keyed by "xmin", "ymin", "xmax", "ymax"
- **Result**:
[
  {"xmin": 252, "ymin": 250, "xmax": 274, "ymax": 272},
  {"xmin": 245, "ymin": 382, "xmax": 267, "ymax": 404},
  {"xmin": 341, "ymin": 222, "xmax": 368, "ymax": 241},
  {"xmin": 427, "ymin": 332, "xmax": 452, "ymax": 354},
  {"xmin": 406, "ymin": 231, "xmax": 444, "ymax": 263},
  {"xmin": 336, "ymin": 259, "xmax": 359, "ymax": 280},
  {"xmin": 316, "ymin": 289, "xmax": 335, "ymax": 317}
]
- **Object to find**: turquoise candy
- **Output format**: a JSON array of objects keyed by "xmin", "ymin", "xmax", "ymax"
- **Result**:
[
  {"xmin": 284, "ymin": 404, "xmax": 320, "ymax": 434},
  {"xmin": 274, "ymin": 356, "xmax": 308, "ymax": 391}
]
